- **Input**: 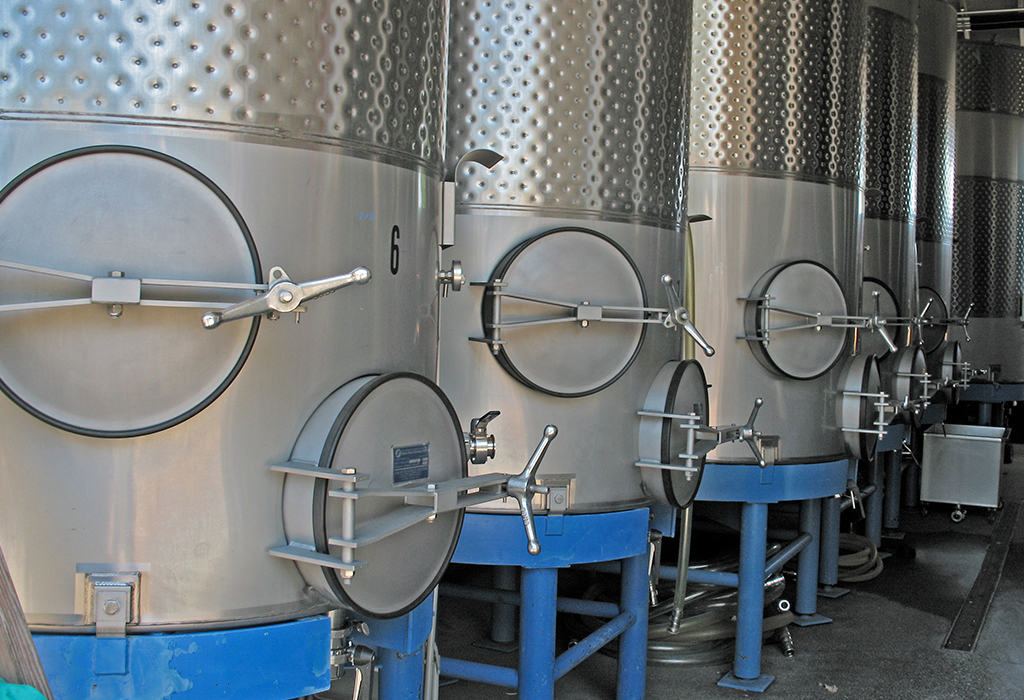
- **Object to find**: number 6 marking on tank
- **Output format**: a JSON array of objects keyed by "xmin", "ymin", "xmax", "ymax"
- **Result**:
[{"xmin": 390, "ymin": 225, "xmax": 400, "ymax": 275}]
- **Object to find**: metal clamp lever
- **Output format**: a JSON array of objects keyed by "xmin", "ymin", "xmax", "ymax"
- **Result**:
[
  {"xmin": 916, "ymin": 299, "xmax": 973, "ymax": 342},
  {"xmin": 348, "ymin": 645, "xmax": 376, "ymax": 700},
  {"xmin": 636, "ymin": 397, "xmax": 769, "ymax": 469},
  {"xmin": 661, "ymin": 275, "xmax": 715, "ymax": 357},
  {"xmin": 506, "ymin": 425, "xmax": 558, "ymax": 555},
  {"xmin": 468, "ymin": 274, "xmax": 715, "ymax": 356},
  {"xmin": 202, "ymin": 265, "xmax": 370, "ymax": 329}
]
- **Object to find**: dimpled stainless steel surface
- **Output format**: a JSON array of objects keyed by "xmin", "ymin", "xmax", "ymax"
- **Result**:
[
  {"xmin": 864, "ymin": 4, "xmax": 917, "ymax": 223},
  {"xmin": 0, "ymin": 0, "xmax": 446, "ymax": 168},
  {"xmin": 957, "ymin": 41, "xmax": 1024, "ymax": 117},
  {"xmin": 863, "ymin": 2, "xmax": 918, "ymax": 334},
  {"xmin": 687, "ymin": 0, "xmax": 867, "ymax": 464},
  {"xmin": 953, "ymin": 178, "xmax": 1024, "ymax": 318},
  {"xmin": 445, "ymin": 0, "xmax": 691, "ymax": 226},
  {"xmin": 689, "ymin": 0, "xmax": 868, "ymax": 187}
]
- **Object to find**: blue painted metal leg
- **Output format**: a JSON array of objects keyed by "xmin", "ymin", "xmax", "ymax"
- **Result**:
[
  {"xmin": 520, "ymin": 567, "xmax": 557, "ymax": 700},
  {"xmin": 793, "ymin": 498, "xmax": 832, "ymax": 625},
  {"xmin": 492, "ymin": 566, "xmax": 518, "ymax": 645},
  {"xmin": 378, "ymin": 646, "xmax": 425, "ymax": 700},
  {"xmin": 817, "ymin": 495, "xmax": 849, "ymax": 599},
  {"xmin": 978, "ymin": 402, "xmax": 993, "ymax": 426},
  {"xmin": 884, "ymin": 451, "xmax": 903, "ymax": 530},
  {"xmin": 718, "ymin": 502, "xmax": 774, "ymax": 692},
  {"xmin": 865, "ymin": 457, "xmax": 883, "ymax": 548},
  {"xmin": 617, "ymin": 551, "xmax": 648, "ymax": 700}
]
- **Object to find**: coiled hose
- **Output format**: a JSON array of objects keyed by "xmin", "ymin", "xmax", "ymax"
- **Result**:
[
  {"xmin": 569, "ymin": 551, "xmax": 794, "ymax": 667},
  {"xmin": 836, "ymin": 532, "xmax": 884, "ymax": 583}
]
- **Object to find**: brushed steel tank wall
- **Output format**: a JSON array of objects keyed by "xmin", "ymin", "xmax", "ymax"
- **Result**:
[
  {"xmin": 445, "ymin": 0, "xmax": 691, "ymax": 227},
  {"xmin": 863, "ymin": 2, "xmax": 918, "ymax": 336},
  {"xmin": 689, "ymin": 0, "xmax": 868, "ymax": 187},
  {"xmin": 687, "ymin": 0, "xmax": 868, "ymax": 465},
  {"xmin": 953, "ymin": 40, "xmax": 1024, "ymax": 379},
  {"xmin": 0, "ymin": 0, "xmax": 447, "ymax": 169}
]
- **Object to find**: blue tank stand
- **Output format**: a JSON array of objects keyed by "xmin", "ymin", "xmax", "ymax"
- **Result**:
[
  {"xmin": 696, "ymin": 459, "xmax": 850, "ymax": 692},
  {"xmin": 440, "ymin": 509, "xmax": 650, "ymax": 700},
  {"xmin": 32, "ymin": 615, "xmax": 331, "ymax": 700}
]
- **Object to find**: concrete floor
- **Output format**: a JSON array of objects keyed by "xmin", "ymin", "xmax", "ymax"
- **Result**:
[{"xmin": 435, "ymin": 458, "xmax": 1024, "ymax": 699}]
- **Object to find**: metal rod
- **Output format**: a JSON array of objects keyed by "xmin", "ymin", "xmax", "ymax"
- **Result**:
[
  {"xmin": 765, "ymin": 532, "xmax": 812, "ymax": 578},
  {"xmin": 438, "ymin": 657, "xmax": 517, "ymax": 689},
  {"xmin": 667, "ymin": 506, "xmax": 694, "ymax": 634},
  {"xmin": 554, "ymin": 611, "xmax": 634, "ymax": 681}
]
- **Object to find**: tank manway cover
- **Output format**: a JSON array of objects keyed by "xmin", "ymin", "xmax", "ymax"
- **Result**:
[
  {"xmin": 282, "ymin": 373, "xmax": 466, "ymax": 619},
  {"xmin": 638, "ymin": 360, "xmax": 711, "ymax": 508},
  {"xmin": 0, "ymin": 146, "xmax": 260, "ymax": 437},
  {"xmin": 745, "ymin": 261, "xmax": 848, "ymax": 380},
  {"xmin": 483, "ymin": 227, "xmax": 646, "ymax": 397}
]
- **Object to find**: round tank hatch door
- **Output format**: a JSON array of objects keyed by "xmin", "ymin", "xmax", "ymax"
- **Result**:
[
  {"xmin": 860, "ymin": 278, "xmax": 901, "ymax": 359},
  {"xmin": 638, "ymin": 360, "xmax": 710, "ymax": 508},
  {"xmin": 0, "ymin": 146, "xmax": 260, "ymax": 437},
  {"xmin": 484, "ymin": 227, "xmax": 646, "ymax": 397},
  {"xmin": 282, "ymin": 373, "xmax": 466, "ymax": 619},
  {"xmin": 837, "ymin": 354, "xmax": 883, "ymax": 462},
  {"xmin": 745, "ymin": 261, "xmax": 848, "ymax": 380}
]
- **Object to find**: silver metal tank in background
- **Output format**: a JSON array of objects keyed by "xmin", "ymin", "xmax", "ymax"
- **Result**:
[
  {"xmin": 953, "ymin": 40, "xmax": 1024, "ymax": 381},
  {"xmin": 916, "ymin": 0, "xmax": 959, "ymax": 361},
  {"xmin": 862, "ymin": 0, "xmax": 918, "ymax": 350},
  {"xmin": 862, "ymin": 0, "xmax": 926, "ymax": 406},
  {"xmin": 687, "ymin": 0, "xmax": 870, "ymax": 464},
  {"xmin": 439, "ymin": 0, "xmax": 694, "ymax": 512},
  {"xmin": 0, "ymin": 0, "xmax": 456, "ymax": 634}
]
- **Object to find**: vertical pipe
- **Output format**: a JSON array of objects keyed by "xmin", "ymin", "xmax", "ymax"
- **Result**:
[
  {"xmin": 733, "ymin": 502, "xmax": 769, "ymax": 681},
  {"xmin": 797, "ymin": 498, "xmax": 823, "ymax": 616},
  {"xmin": 617, "ymin": 551, "xmax": 650, "ymax": 700},
  {"xmin": 519, "ymin": 568, "xmax": 557, "ymax": 700},
  {"xmin": 884, "ymin": 450, "xmax": 903, "ymax": 529},
  {"xmin": 491, "ymin": 566, "xmax": 518, "ymax": 645},
  {"xmin": 865, "ymin": 457, "xmax": 884, "ymax": 547},
  {"xmin": 819, "ymin": 496, "xmax": 841, "ymax": 589}
]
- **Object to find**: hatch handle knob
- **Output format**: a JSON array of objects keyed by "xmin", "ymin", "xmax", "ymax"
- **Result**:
[
  {"xmin": 202, "ymin": 265, "xmax": 370, "ymax": 329},
  {"xmin": 506, "ymin": 425, "xmax": 558, "ymax": 555},
  {"xmin": 438, "ymin": 260, "xmax": 466, "ymax": 297}
]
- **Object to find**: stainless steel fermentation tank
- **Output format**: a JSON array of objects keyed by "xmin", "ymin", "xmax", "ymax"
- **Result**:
[
  {"xmin": 439, "ymin": 0, "xmax": 698, "ymax": 512},
  {"xmin": 953, "ymin": 40, "xmax": 1024, "ymax": 381},
  {"xmin": 0, "ymin": 0, "xmax": 463, "ymax": 687},
  {"xmin": 687, "ymin": 0, "xmax": 871, "ymax": 464},
  {"xmin": 861, "ymin": 0, "xmax": 927, "ymax": 408},
  {"xmin": 916, "ymin": 0, "xmax": 958, "ymax": 356}
]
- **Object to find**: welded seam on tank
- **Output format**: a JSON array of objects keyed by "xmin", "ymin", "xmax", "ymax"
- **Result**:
[{"xmin": 0, "ymin": 110, "xmax": 443, "ymax": 177}]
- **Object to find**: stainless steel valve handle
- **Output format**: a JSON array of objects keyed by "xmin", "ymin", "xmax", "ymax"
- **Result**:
[
  {"xmin": 202, "ymin": 265, "xmax": 371, "ymax": 329},
  {"xmin": 506, "ymin": 425, "xmax": 559, "ymax": 555}
]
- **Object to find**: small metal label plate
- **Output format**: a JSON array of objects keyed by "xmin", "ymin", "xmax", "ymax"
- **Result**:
[{"xmin": 393, "ymin": 443, "xmax": 429, "ymax": 484}]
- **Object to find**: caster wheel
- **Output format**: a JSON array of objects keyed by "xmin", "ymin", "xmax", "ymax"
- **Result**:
[
  {"xmin": 988, "ymin": 510, "xmax": 997, "ymax": 524},
  {"xmin": 920, "ymin": 504, "xmax": 929, "ymax": 517},
  {"xmin": 951, "ymin": 508, "xmax": 966, "ymax": 523}
]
